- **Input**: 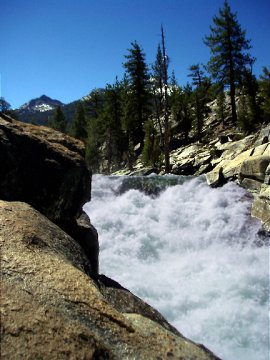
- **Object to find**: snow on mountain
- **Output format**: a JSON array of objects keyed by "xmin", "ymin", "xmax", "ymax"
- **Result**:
[{"xmin": 19, "ymin": 95, "xmax": 64, "ymax": 113}]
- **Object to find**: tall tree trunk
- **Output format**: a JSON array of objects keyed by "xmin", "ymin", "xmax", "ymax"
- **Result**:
[
  {"xmin": 153, "ymin": 87, "xmax": 164, "ymax": 148},
  {"xmin": 227, "ymin": 24, "xmax": 237, "ymax": 124},
  {"xmin": 195, "ymin": 92, "xmax": 201, "ymax": 141},
  {"xmin": 229, "ymin": 68, "xmax": 237, "ymax": 124},
  {"xmin": 161, "ymin": 26, "xmax": 170, "ymax": 173}
]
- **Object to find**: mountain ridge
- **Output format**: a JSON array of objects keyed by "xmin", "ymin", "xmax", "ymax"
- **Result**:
[
  {"xmin": 19, "ymin": 94, "xmax": 64, "ymax": 112},
  {"xmin": 14, "ymin": 91, "xmax": 101, "ymax": 125},
  {"xmin": 15, "ymin": 94, "xmax": 70, "ymax": 125}
]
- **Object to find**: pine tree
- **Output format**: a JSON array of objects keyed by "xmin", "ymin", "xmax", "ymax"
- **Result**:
[
  {"xmin": 181, "ymin": 84, "xmax": 193, "ymax": 142},
  {"xmin": 100, "ymin": 79, "xmax": 123, "ymax": 172},
  {"xmin": 161, "ymin": 25, "xmax": 170, "ymax": 173},
  {"xmin": 119, "ymin": 75, "xmax": 135, "ymax": 170},
  {"xmin": 169, "ymin": 71, "xmax": 181, "ymax": 125},
  {"xmin": 50, "ymin": 106, "xmax": 66, "ymax": 133},
  {"xmin": 237, "ymin": 93, "xmax": 251, "ymax": 132},
  {"xmin": 85, "ymin": 118, "xmax": 102, "ymax": 172},
  {"xmin": 91, "ymin": 89, "xmax": 103, "ymax": 118},
  {"xmin": 170, "ymin": 78, "xmax": 193, "ymax": 144},
  {"xmin": 259, "ymin": 67, "xmax": 270, "ymax": 122},
  {"xmin": 216, "ymin": 84, "xmax": 228, "ymax": 125},
  {"xmin": 238, "ymin": 66, "xmax": 260, "ymax": 131},
  {"xmin": 188, "ymin": 64, "xmax": 210, "ymax": 140},
  {"xmin": 204, "ymin": 0, "xmax": 254, "ymax": 124},
  {"xmin": 142, "ymin": 119, "xmax": 160, "ymax": 167},
  {"xmin": 123, "ymin": 41, "xmax": 150, "ymax": 147},
  {"xmin": 150, "ymin": 27, "xmax": 170, "ymax": 172},
  {"xmin": 152, "ymin": 43, "xmax": 164, "ymax": 140},
  {"xmin": 72, "ymin": 102, "xmax": 88, "ymax": 141},
  {"xmin": 188, "ymin": 64, "xmax": 204, "ymax": 87}
]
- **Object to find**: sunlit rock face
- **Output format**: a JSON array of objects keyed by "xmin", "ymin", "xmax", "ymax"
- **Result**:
[
  {"xmin": 0, "ymin": 113, "xmax": 91, "ymax": 229},
  {"xmin": 204, "ymin": 128, "xmax": 270, "ymax": 229},
  {"xmin": 0, "ymin": 200, "xmax": 221, "ymax": 360},
  {"xmin": 0, "ymin": 113, "xmax": 99, "ymax": 273}
]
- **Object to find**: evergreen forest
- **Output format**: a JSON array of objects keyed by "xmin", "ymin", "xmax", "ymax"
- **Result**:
[{"xmin": 4, "ymin": 1, "xmax": 270, "ymax": 173}]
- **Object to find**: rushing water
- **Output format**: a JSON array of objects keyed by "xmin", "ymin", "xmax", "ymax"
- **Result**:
[{"xmin": 84, "ymin": 174, "xmax": 269, "ymax": 360}]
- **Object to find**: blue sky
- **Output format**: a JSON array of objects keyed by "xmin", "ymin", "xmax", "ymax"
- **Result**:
[{"xmin": 1, "ymin": 0, "xmax": 270, "ymax": 109}]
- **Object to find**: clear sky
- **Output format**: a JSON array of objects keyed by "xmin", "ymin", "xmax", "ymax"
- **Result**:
[{"xmin": 1, "ymin": 0, "xmax": 270, "ymax": 109}]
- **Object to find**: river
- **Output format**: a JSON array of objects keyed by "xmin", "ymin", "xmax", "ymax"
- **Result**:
[{"xmin": 84, "ymin": 174, "xmax": 269, "ymax": 360}]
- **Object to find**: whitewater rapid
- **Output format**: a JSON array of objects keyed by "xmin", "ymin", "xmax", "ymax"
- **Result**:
[{"xmin": 84, "ymin": 174, "xmax": 269, "ymax": 360}]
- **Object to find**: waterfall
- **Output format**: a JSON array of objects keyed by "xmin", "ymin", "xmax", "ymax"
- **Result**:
[{"xmin": 84, "ymin": 174, "xmax": 269, "ymax": 360}]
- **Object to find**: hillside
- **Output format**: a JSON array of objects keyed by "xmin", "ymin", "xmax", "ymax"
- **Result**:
[{"xmin": 112, "ymin": 107, "xmax": 270, "ymax": 232}]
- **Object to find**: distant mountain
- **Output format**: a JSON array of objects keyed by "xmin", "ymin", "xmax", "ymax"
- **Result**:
[
  {"xmin": 16, "ymin": 95, "xmax": 65, "ymax": 124},
  {"xmin": 15, "ymin": 90, "xmax": 105, "ymax": 126},
  {"xmin": 20, "ymin": 95, "xmax": 64, "ymax": 112}
]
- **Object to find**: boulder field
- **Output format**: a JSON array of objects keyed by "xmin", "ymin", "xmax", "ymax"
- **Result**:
[{"xmin": 0, "ymin": 114, "xmax": 221, "ymax": 359}]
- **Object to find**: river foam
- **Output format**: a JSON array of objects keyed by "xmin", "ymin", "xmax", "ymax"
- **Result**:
[{"xmin": 84, "ymin": 174, "xmax": 269, "ymax": 360}]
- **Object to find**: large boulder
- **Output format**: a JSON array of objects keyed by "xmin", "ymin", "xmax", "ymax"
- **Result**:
[
  {"xmin": 0, "ymin": 113, "xmax": 98, "ymax": 273},
  {"xmin": 170, "ymin": 144, "xmax": 212, "ymax": 175},
  {"xmin": 206, "ymin": 148, "xmax": 254, "ymax": 185},
  {"xmin": 206, "ymin": 143, "xmax": 270, "ymax": 188},
  {"xmin": 0, "ymin": 200, "xmax": 221, "ymax": 360},
  {"xmin": 251, "ymin": 185, "xmax": 270, "ymax": 231},
  {"xmin": 214, "ymin": 135, "xmax": 255, "ymax": 161},
  {"xmin": 239, "ymin": 154, "xmax": 270, "ymax": 182},
  {"xmin": 253, "ymin": 123, "xmax": 270, "ymax": 147},
  {"xmin": 0, "ymin": 113, "xmax": 90, "ymax": 230},
  {"xmin": 205, "ymin": 131, "xmax": 270, "ymax": 229}
]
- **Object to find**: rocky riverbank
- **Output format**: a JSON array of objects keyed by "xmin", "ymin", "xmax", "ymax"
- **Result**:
[
  {"xmin": 115, "ymin": 123, "xmax": 270, "ymax": 231},
  {"xmin": 0, "ymin": 114, "xmax": 221, "ymax": 359}
]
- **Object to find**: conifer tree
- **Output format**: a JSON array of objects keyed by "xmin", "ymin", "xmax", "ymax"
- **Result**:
[
  {"xmin": 169, "ymin": 71, "xmax": 181, "ymax": 125},
  {"xmin": 204, "ymin": 0, "xmax": 254, "ymax": 124},
  {"xmin": 237, "ymin": 94, "xmax": 252, "ymax": 132},
  {"xmin": 85, "ymin": 88, "xmax": 104, "ymax": 119},
  {"xmin": 259, "ymin": 67, "xmax": 270, "ymax": 122},
  {"xmin": 188, "ymin": 64, "xmax": 210, "ymax": 140},
  {"xmin": 150, "ymin": 27, "xmax": 170, "ymax": 172},
  {"xmin": 216, "ymin": 84, "xmax": 228, "ymax": 125},
  {"xmin": 238, "ymin": 66, "xmax": 260, "ymax": 131},
  {"xmin": 84, "ymin": 89, "xmax": 105, "ymax": 171},
  {"xmin": 152, "ymin": 43, "xmax": 164, "ymax": 139},
  {"xmin": 123, "ymin": 41, "xmax": 150, "ymax": 146},
  {"xmin": 188, "ymin": 64, "xmax": 204, "ymax": 87},
  {"xmin": 142, "ymin": 119, "xmax": 160, "ymax": 167},
  {"xmin": 72, "ymin": 102, "xmax": 88, "ymax": 141},
  {"xmin": 50, "ymin": 106, "xmax": 66, "ymax": 133},
  {"xmin": 100, "ymin": 79, "xmax": 123, "ymax": 172},
  {"xmin": 180, "ymin": 84, "xmax": 193, "ymax": 142},
  {"xmin": 120, "ymin": 75, "xmax": 135, "ymax": 170},
  {"xmin": 161, "ymin": 25, "xmax": 170, "ymax": 172},
  {"xmin": 85, "ymin": 119, "xmax": 102, "ymax": 172},
  {"xmin": 170, "ymin": 76, "xmax": 193, "ymax": 144}
]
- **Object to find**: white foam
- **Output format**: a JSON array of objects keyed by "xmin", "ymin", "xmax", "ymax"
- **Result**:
[{"xmin": 84, "ymin": 175, "xmax": 269, "ymax": 360}]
